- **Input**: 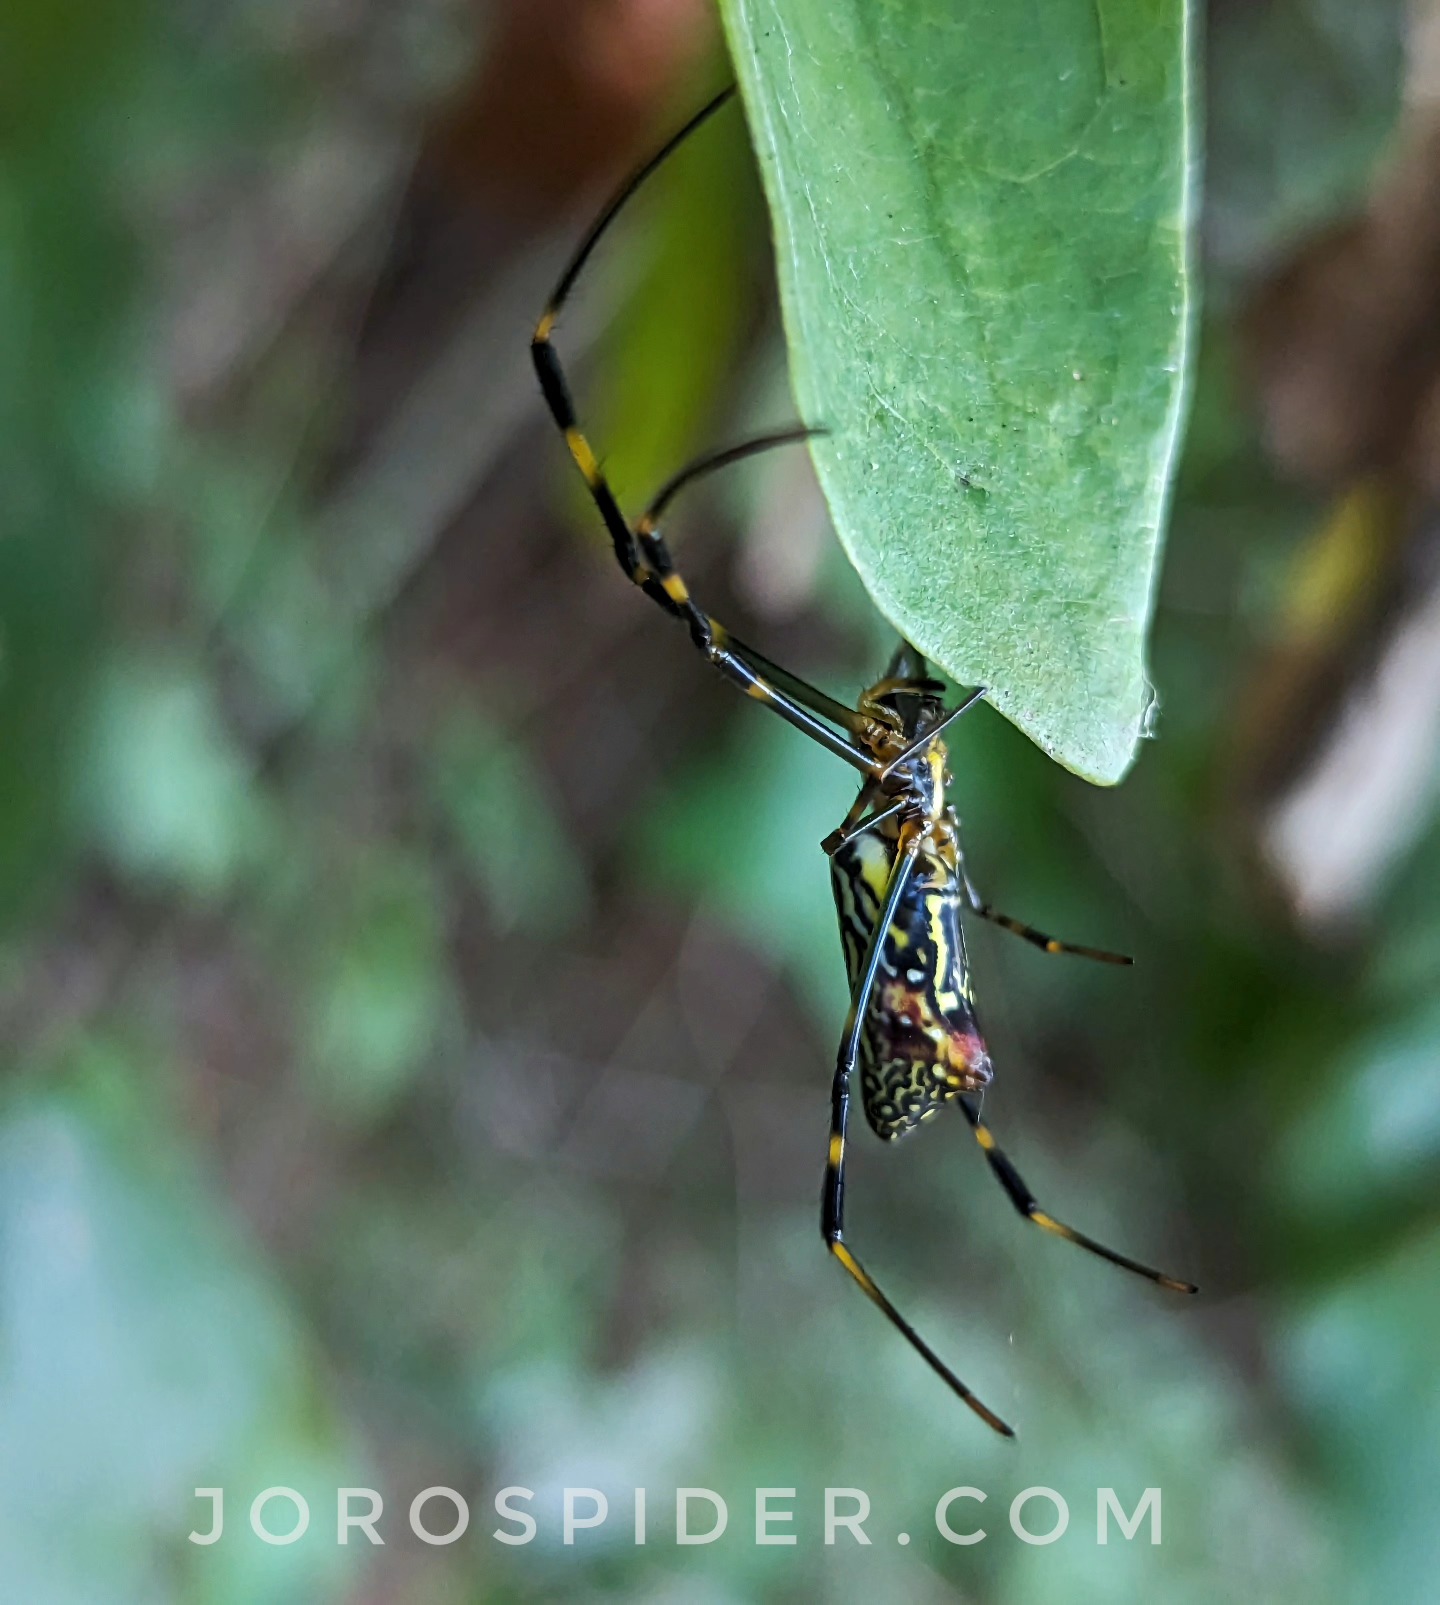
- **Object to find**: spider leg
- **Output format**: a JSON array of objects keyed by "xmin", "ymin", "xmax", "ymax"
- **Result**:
[
  {"xmin": 532, "ymin": 90, "xmax": 732, "ymax": 606},
  {"xmin": 531, "ymin": 90, "xmax": 877, "ymax": 775},
  {"xmin": 957, "ymin": 1096, "xmax": 1197, "ymax": 1293},
  {"xmin": 821, "ymin": 794, "xmax": 907, "ymax": 856},
  {"xmin": 960, "ymin": 864, "xmax": 1132, "ymax": 965},
  {"xmin": 822, "ymin": 832, "xmax": 1015, "ymax": 1437},
  {"xmin": 725, "ymin": 631, "xmax": 864, "ymax": 733}
]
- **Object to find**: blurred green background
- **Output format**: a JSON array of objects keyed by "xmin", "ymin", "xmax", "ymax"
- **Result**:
[{"xmin": 4, "ymin": 0, "xmax": 1440, "ymax": 1600}]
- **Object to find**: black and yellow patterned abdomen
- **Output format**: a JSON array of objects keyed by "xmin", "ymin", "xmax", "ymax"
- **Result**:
[{"xmin": 830, "ymin": 825, "xmax": 993, "ymax": 1141}]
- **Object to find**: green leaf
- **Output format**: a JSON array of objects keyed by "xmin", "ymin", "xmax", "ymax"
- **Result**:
[
  {"xmin": 75, "ymin": 655, "xmax": 274, "ymax": 899},
  {"xmin": 426, "ymin": 704, "xmax": 591, "ymax": 938},
  {"xmin": 718, "ymin": 0, "xmax": 1197, "ymax": 782},
  {"xmin": 638, "ymin": 709, "xmax": 853, "ymax": 1020},
  {"xmin": 300, "ymin": 851, "xmax": 454, "ymax": 1126},
  {"xmin": 0, "ymin": 1052, "xmax": 355, "ymax": 1604},
  {"xmin": 1207, "ymin": 0, "xmax": 1404, "ymax": 280}
]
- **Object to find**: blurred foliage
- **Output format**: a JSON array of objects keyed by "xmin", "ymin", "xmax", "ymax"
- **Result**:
[
  {"xmin": 1, "ymin": 1, "xmax": 1437, "ymax": 1603},
  {"xmin": 1205, "ymin": 0, "xmax": 1407, "ymax": 282}
]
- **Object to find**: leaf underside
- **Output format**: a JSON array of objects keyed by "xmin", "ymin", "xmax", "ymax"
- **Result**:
[{"xmin": 718, "ymin": 0, "xmax": 1195, "ymax": 783}]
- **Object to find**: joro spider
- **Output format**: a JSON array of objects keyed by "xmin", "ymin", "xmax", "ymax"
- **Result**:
[{"xmin": 531, "ymin": 87, "xmax": 1196, "ymax": 1437}]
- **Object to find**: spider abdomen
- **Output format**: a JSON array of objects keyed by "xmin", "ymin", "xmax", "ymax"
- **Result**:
[{"xmin": 830, "ymin": 827, "xmax": 992, "ymax": 1141}]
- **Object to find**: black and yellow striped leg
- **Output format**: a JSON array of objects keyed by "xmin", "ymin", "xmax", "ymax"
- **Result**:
[
  {"xmin": 633, "ymin": 426, "xmax": 828, "ymax": 667},
  {"xmin": 702, "ymin": 624, "xmax": 878, "ymax": 772},
  {"xmin": 722, "ymin": 632, "xmax": 861, "ymax": 735},
  {"xmin": 532, "ymin": 91, "xmax": 880, "ymax": 778},
  {"xmin": 630, "ymin": 482, "xmax": 875, "ymax": 773},
  {"xmin": 822, "ymin": 836, "xmax": 1016, "ymax": 1437},
  {"xmin": 957, "ymin": 1097, "xmax": 1197, "ymax": 1294},
  {"xmin": 531, "ymin": 87, "xmax": 736, "ymax": 612},
  {"xmin": 960, "ymin": 866, "xmax": 1132, "ymax": 965}
]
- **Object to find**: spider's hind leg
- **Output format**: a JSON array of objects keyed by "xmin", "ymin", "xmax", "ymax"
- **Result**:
[
  {"xmin": 961, "ymin": 866, "xmax": 1132, "ymax": 965},
  {"xmin": 820, "ymin": 833, "xmax": 1016, "ymax": 1437},
  {"xmin": 957, "ymin": 1097, "xmax": 1197, "ymax": 1294}
]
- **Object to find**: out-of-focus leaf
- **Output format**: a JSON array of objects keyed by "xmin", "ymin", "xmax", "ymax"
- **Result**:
[
  {"xmin": 0, "ymin": 1043, "xmax": 353, "ymax": 1605},
  {"xmin": 1278, "ymin": 1228, "xmax": 1440, "ymax": 1602},
  {"xmin": 1207, "ymin": 0, "xmax": 1406, "ymax": 280},
  {"xmin": 1278, "ymin": 999, "xmax": 1440, "ymax": 1220},
  {"xmin": 426, "ymin": 705, "xmax": 591, "ymax": 937},
  {"xmin": 180, "ymin": 449, "xmax": 363, "ymax": 736},
  {"xmin": 75, "ymin": 656, "xmax": 273, "ymax": 898},
  {"xmin": 639, "ymin": 709, "xmax": 853, "ymax": 1018},
  {"xmin": 719, "ymin": 0, "xmax": 1196, "ymax": 782},
  {"xmin": 300, "ymin": 851, "xmax": 454, "ymax": 1124},
  {"xmin": 0, "ymin": 0, "xmax": 146, "ymax": 923}
]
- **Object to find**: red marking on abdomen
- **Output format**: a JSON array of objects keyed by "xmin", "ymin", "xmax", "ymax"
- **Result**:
[{"xmin": 945, "ymin": 1032, "xmax": 992, "ymax": 1089}]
